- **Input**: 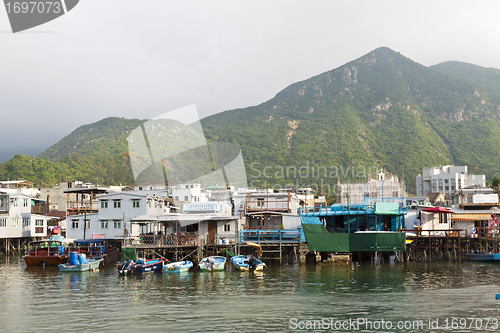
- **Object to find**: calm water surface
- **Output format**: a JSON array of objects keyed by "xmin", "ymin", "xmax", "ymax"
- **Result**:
[{"xmin": 1, "ymin": 256, "xmax": 500, "ymax": 332}]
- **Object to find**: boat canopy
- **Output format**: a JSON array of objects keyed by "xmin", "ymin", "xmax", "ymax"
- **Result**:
[
  {"xmin": 375, "ymin": 202, "xmax": 400, "ymax": 215},
  {"xmin": 301, "ymin": 216, "xmax": 406, "ymax": 252}
]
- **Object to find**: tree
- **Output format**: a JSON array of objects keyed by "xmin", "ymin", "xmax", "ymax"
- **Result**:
[{"xmin": 491, "ymin": 176, "xmax": 500, "ymax": 188}]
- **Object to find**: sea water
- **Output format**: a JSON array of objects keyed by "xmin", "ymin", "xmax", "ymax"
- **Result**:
[{"xmin": 1, "ymin": 255, "xmax": 500, "ymax": 332}]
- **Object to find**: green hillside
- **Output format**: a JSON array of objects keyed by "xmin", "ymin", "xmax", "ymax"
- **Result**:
[
  {"xmin": 201, "ymin": 47, "xmax": 500, "ymax": 193},
  {"xmin": 39, "ymin": 117, "xmax": 145, "ymax": 161},
  {"xmin": 431, "ymin": 61, "xmax": 500, "ymax": 90},
  {"xmin": 2, "ymin": 47, "xmax": 500, "ymax": 194},
  {"xmin": 0, "ymin": 153, "xmax": 134, "ymax": 186}
]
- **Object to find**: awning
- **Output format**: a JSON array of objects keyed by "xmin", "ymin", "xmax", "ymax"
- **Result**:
[
  {"xmin": 375, "ymin": 202, "xmax": 400, "ymax": 215},
  {"xmin": 422, "ymin": 207, "xmax": 454, "ymax": 214},
  {"xmin": 451, "ymin": 213, "xmax": 491, "ymax": 221}
]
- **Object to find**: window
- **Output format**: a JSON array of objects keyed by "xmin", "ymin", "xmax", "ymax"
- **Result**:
[
  {"xmin": 0, "ymin": 198, "xmax": 3, "ymax": 206},
  {"xmin": 132, "ymin": 200, "xmax": 140, "ymax": 208},
  {"xmin": 35, "ymin": 220, "xmax": 43, "ymax": 227},
  {"xmin": 184, "ymin": 196, "xmax": 189, "ymax": 202},
  {"xmin": 113, "ymin": 200, "xmax": 121, "ymax": 208},
  {"xmin": 12, "ymin": 199, "xmax": 18, "ymax": 207},
  {"xmin": 147, "ymin": 200, "xmax": 152, "ymax": 208},
  {"xmin": 0, "ymin": 219, "xmax": 6, "ymax": 228},
  {"xmin": 22, "ymin": 218, "xmax": 30, "ymax": 227},
  {"xmin": 101, "ymin": 200, "xmax": 108, "ymax": 209},
  {"xmin": 113, "ymin": 220, "xmax": 121, "ymax": 228},
  {"xmin": 85, "ymin": 220, "xmax": 90, "ymax": 229},
  {"xmin": 256, "ymin": 198, "xmax": 264, "ymax": 207},
  {"xmin": 100, "ymin": 220, "xmax": 108, "ymax": 229},
  {"xmin": 23, "ymin": 199, "xmax": 28, "ymax": 207},
  {"xmin": 155, "ymin": 201, "xmax": 158, "ymax": 208},
  {"xmin": 12, "ymin": 218, "xmax": 19, "ymax": 227},
  {"xmin": 72, "ymin": 220, "xmax": 79, "ymax": 229},
  {"xmin": 224, "ymin": 223, "xmax": 231, "ymax": 232}
]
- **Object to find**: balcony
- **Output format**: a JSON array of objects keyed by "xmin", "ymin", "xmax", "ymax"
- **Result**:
[{"xmin": 238, "ymin": 229, "xmax": 300, "ymax": 244}]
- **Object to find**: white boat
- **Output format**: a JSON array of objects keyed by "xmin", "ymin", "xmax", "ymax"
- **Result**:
[
  {"xmin": 163, "ymin": 260, "xmax": 193, "ymax": 273},
  {"xmin": 199, "ymin": 256, "xmax": 226, "ymax": 271},
  {"xmin": 230, "ymin": 255, "xmax": 266, "ymax": 271},
  {"xmin": 58, "ymin": 252, "xmax": 103, "ymax": 272}
]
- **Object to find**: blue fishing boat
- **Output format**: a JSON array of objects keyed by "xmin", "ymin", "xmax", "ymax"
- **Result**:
[
  {"xmin": 466, "ymin": 253, "xmax": 500, "ymax": 261},
  {"xmin": 58, "ymin": 252, "xmax": 104, "ymax": 272},
  {"xmin": 117, "ymin": 258, "xmax": 166, "ymax": 274},
  {"xmin": 230, "ymin": 255, "xmax": 265, "ymax": 271},
  {"xmin": 163, "ymin": 260, "xmax": 193, "ymax": 273},
  {"xmin": 199, "ymin": 256, "xmax": 226, "ymax": 271}
]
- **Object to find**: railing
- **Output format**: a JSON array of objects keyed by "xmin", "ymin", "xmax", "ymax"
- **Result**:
[
  {"xmin": 246, "ymin": 203, "xmax": 290, "ymax": 211},
  {"xmin": 31, "ymin": 204, "xmax": 48, "ymax": 215},
  {"xmin": 27, "ymin": 243, "xmax": 66, "ymax": 257},
  {"xmin": 406, "ymin": 228, "xmax": 478, "ymax": 238},
  {"xmin": 166, "ymin": 232, "xmax": 199, "ymax": 246},
  {"xmin": 390, "ymin": 227, "xmax": 500, "ymax": 240},
  {"xmin": 128, "ymin": 232, "xmax": 199, "ymax": 247},
  {"xmin": 66, "ymin": 200, "xmax": 99, "ymax": 214},
  {"xmin": 300, "ymin": 205, "xmax": 375, "ymax": 216},
  {"xmin": 239, "ymin": 229, "xmax": 300, "ymax": 244}
]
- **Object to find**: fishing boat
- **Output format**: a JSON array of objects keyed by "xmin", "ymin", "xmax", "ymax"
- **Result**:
[
  {"xmin": 58, "ymin": 252, "xmax": 104, "ymax": 272},
  {"xmin": 69, "ymin": 237, "xmax": 120, "ymax": 266},
  {"xmin": 117, "ymin": 258, "xmax": 166, "ymax": 274},
  {"xmin": 466, "ymin": 252, "xmax": 500, "ymax": 261},
  {"xmin": 199, "ymin": 256, "xmax": 226, "ymax": 271},
  {"xmin": 230, "ymin": 255, "xmax": 266, "ymax": 271},
  {"xmin": 163, "ymin": 260, "xmax": 193, "ymax": 273},
  {"xmin": 23, "ymin": 235, "xmax": 69, "ymax": 266}
]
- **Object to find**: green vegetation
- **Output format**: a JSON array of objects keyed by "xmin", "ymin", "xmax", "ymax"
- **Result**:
[
  {"xmin": 0, "ymin": 154, "xmax": 134, "ymax": 187},
  {"xmin": 39, "ymin": 117, "xmax": 145, "ymax": 162},
  {"xmin": 2, "ymin": 47, "xmax": 500, "ymax": 194}
]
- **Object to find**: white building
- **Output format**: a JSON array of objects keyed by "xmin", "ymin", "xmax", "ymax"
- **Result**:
[
  {"xmin": 416, "ymin": 165, "xmax": 486, "ymax": 197},
  {"xmin": 40, "ymin": 181, "xmax": 122, "ymax": 212},
  {"xmin": 170, "ymin": 184, "xmax": 203, "ymax": 203},
  {"xmin": 65, "ymin": 191, "xmax": 170, "ymax": 240},
  {"xmin": 0, "ymin": 180, "xmax": 39, "ymax": 196},
  {"xmin": 0, "ymin": 192, "xmax": 51, "ymax": 240},
  {"xmin": 337, "ymin": 171, "xmax": 405, "ymax": 204},
  {"xmin": 131, "ymin": 200, "xmax": 239, "ymax": 245}
]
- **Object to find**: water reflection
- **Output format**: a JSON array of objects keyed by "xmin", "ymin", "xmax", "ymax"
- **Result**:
[{"xmin": 2, "ymin": 256, "xmax": 500, "ymax": 332}]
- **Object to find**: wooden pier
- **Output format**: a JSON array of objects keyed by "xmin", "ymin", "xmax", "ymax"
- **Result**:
[
  {"xmin": 405, "ymin": 228, "xmax": 500, "ymax": 262},
  {"xmin": 120, "ymin": 234, "xmax": 302, "ymax": 265}
]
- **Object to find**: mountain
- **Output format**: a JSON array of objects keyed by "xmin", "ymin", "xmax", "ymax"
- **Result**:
[
  {"xmin": 39, "ymin": 117, "xmax": 145, "ymax": 161},
  {"xmin": 3, "ymin": 47, "xmax": 500, "ymax": 194},
  {"xmin": 430, "ymin": 61, "xmax": 500, "ymax": 90},
  {"xmin": 200, "ymin": 47, "xmax": 500, "ymax": 193}
]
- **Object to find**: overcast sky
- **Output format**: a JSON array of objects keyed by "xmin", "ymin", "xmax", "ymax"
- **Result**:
[{"xmin": 1, "ymin": 0, "xmax": 500, "ymax": 163}]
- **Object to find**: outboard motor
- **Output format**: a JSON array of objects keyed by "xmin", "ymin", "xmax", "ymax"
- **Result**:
[
  {"xmin": 119, "ymin": 259, "xmax": 134, "ymax": 274},
  {"xmin": 248, "ymin": 255, "xmax": 257, "ymax": 271},
  {"xmin": 207, "ymin": 258, "xmax": 214, "ymax": 271}
]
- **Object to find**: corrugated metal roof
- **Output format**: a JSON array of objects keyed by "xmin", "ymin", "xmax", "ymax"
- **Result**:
[{"xmin": 451, "ymin": 213, "xmax": 491, "ymax": 221}]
